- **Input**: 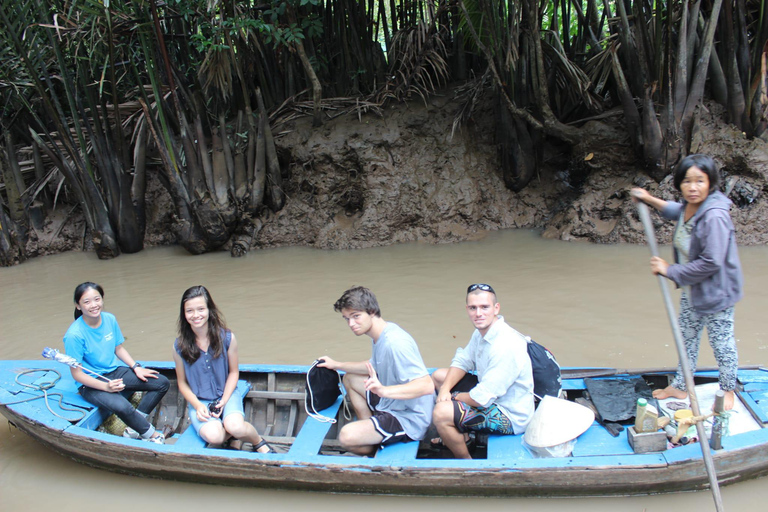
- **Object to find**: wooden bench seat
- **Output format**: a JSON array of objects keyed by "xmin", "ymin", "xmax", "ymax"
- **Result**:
[{"xmin": 289, "ymin": 395, "xmax": 343, "ymax": 456}]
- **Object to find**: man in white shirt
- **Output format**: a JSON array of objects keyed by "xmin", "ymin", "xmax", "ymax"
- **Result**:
[{"xmin": 431, "ymin": 284, "xmax": 534, "ymax": 458}]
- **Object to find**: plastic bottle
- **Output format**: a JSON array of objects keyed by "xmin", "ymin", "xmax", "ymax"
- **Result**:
[{"xmin": 635, "ymin": 398, "xmax": 659, "ymax": 432}]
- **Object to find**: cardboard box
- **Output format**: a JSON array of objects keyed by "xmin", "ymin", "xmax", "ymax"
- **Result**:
[{"xmin": 627, "ymin": 426, "xmax": 667, "ymax": 453}]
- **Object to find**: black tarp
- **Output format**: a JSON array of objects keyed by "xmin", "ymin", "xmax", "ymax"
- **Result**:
[{"xmin": 584, "ymin": 376, "xmax": 659, "ymax": 424}]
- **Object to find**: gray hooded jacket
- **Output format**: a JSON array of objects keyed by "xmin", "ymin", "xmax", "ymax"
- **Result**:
[{"xmin": 661, "ymin": 190, "xmax": 743, "ymax": 315}]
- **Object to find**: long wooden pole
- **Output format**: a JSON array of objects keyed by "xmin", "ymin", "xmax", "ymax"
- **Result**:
[{"xmin": 636, "ymin": 202, "xmax": 725, "ymax": 512}]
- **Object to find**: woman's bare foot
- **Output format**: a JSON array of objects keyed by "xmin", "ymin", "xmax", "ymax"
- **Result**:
[
  {"xmin": 652, "ymin": 386, "xmax": 688, "ymax": 400},
  {"xmin": 722, "ymin": 390, "xmax": 735, "ymax": 411}
]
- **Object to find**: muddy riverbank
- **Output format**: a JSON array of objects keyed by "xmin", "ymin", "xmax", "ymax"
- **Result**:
[{"xmin": 21, "ymin": 97, "xmax": 768, "ymax": 260}]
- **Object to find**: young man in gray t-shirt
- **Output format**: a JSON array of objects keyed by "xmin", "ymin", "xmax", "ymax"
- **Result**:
[{"xmin": 318, "ymin": 286, "xmax": 435, "ymax": 456}]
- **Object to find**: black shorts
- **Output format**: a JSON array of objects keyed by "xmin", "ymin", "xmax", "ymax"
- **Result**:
[
  {"xmin": 450, "ymin": 373, "xmax": 479, "ymax": 393},
  {"xmin": 366, "ymin": 390, "xmax": 413, "ymax": 446}
]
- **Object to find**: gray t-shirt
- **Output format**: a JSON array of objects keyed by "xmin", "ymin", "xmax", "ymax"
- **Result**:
[{"xmin": 370, "ymin": 322, "xmax": 434, "ymax": 440}]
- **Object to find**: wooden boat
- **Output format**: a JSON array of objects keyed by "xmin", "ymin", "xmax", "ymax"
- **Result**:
[{"xmin": 1, "ymin": 359, "xmax": 768, "ymax": 497}]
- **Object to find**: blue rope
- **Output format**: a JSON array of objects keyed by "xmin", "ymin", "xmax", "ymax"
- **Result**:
[
  {"xmin": 0, "ymin": 368, "xmax": 88, "ymax": 423},
  {"xmin": 712, "ymin": 410, "xmax": 731, "ymax": 438}
]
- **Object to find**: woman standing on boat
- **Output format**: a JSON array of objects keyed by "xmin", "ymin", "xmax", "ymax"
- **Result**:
[
  {"xmin": 63, "ymin": 282, "xmax": 169, "ymax": 443},
  {"xmin": 632, "ymin": 154, "xmax": 743, "ymax": 410},
  {"xmin": 173, "ymin": 285, "xmax": 274, "ymax": 453}
]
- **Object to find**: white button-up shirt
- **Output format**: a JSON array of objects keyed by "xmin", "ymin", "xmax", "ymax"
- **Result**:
[{"xmin": 451, "ymin": 316, "xmax": 535, "ymax": 433}]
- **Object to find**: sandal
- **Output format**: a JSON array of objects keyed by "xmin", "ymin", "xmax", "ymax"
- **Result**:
[{"xmin": 253, "ymin": 438, "xmax": 276, "ymax": 454}]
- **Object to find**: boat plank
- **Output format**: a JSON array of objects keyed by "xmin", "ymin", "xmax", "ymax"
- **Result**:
[
  {"xmin": 717, "ymin": 428, "xmax": 768, "ymax": 451},
  {"xmin": 571, "ymin": 422, "xmax": 635, "ymax": 456},
  {"xmin": 509, "ymin": 452, "xmax": 668, "ymax": 469},
  {"xmin": 375, "ymin": 440, "xmax": 419, "ymax": 462},
  {"xmin": 173, "ymin": 429, "xmax": 208, "ymax": 449},
  {"xmin": 264, "ymin": 373, "xmax": 276, "ymax": 436},
  {"xmin": 2, "ymin": 368, "xmax": 90, "ymax": 409},
  {"xmin": 661, "ymin": 442, "xmax": 706, "ymax": 463},
  {"xmin": 739, "ymin": 370, "xmax": 768, "ymax": 383},
  {"xmin": 286, "ymin": 384, "xmax": 300, "ymax": 436},
  {"xmin": 246, "ymin": 390, "xmax": 305, "ymax": 400},
  {"xmin": 738, "ymin": 389, "xmax": 768, "ymax": 424},
  {"xmin": 288, "ymin": 395, "xmax": 343, "ymax": 456},
  {"xmin": 2, "ymin": 394, "xmax": 74, "ymax": 431},
  {"xmin": 487, "ymin": 434, "xmax": 529, "ymax": 460},
  {"xmin": 561, "ymin": 378, "xmax": 586, "ymax": 390}
]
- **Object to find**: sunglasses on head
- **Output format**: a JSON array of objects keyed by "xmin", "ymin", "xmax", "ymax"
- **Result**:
[{"xmin": 467, "ymin": 283, "xmax": 495, "ymax": 294}]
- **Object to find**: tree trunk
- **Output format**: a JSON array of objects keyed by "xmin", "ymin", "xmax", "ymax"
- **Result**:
[
  {"xmin": 642, "ymin": 87, "xmax": 664, "ymax": 178},
  {"xmin": 233, "ymin": 111, "xmax": 249, "ymax": 201},
  {"xmin": 722, "ymin": 0, "xmax": 748, "ymax": 131},
  {"xmin": 250, "ymin": 111, "xmax": 267, "ymax": 214},
  {"xmin": 0, "ymin": 192, "xmax": 25, "ymax": 266},
  {"xmin": 2, "ymin": 132, "xmax": 26, "ymax": 226},
  {"xmin": 256, "ymin": 89, "xmax": 284, "ymax": 212},
  {"xmin": 749, "ymin": 42, "xmax": 768, "ymax": 138},
  {"xmin": 611, "ymin": 48, "xmax": 643, "ymax": 156},
  {"xmin": 497, "ymin": 92, "xmax": 536, "ymax": 192},
  {"xmin": 681, "ymin": 0, "xmax": 724, "ymax": 147}
]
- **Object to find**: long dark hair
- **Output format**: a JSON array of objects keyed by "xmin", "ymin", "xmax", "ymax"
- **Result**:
[
  {"xmin": 177, "ymin": 285, "xmax": 228, "ymax": 364},
  {"xmin": 73, "ymin": 282, "xmax": 104, "ymax": 320}
]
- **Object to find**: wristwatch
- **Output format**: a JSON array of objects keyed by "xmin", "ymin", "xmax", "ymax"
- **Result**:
[
  {"xmin": 451, "ymin": 391, "xmax": 461, "ymax": 400},
  {"xmin": 131, "ymin": 362, "xmax": 142, "ymax": 370}
]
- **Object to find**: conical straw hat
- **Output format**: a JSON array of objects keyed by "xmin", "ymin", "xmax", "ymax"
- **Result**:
[{"xmin": 524, "ymin": 395, "xmax": 595, "ymax": 448}]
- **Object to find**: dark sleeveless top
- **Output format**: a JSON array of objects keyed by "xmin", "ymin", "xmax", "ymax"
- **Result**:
[{"xmin": 174, "ymin": 330, "xmax": 232, "ymax": 400}]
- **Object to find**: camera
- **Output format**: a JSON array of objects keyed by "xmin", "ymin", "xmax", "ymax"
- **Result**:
[{"xmin": 208, "ymin": 399, "xmax": 222, "ymax": 414}]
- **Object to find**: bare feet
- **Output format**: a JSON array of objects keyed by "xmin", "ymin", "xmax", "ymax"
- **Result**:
[
  {"xmin": 722, "ymin": 390, "xmax": 735, "ymax": 411},
  {"xmin": 652, "ymin": 386, "xmax": 688, "ymax": 400}
]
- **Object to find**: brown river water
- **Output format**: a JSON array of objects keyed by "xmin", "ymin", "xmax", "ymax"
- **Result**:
[{"xmin": 1, "ymin": 229, "xmax": 767, "ymax": 511}]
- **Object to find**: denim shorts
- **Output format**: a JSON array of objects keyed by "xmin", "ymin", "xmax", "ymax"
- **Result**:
[{"xmin": 187, "ymin": 385, "xmax": 246, "ymax": 435}]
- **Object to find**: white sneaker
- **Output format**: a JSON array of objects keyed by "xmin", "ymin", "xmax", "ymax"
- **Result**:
[
  {"xmin": 122, "ymin": 427, "xmax": 141, "ymax": 439},
  {"xmin": 146, "ymin": 433, "xmax": 165, "ymax": 444}
]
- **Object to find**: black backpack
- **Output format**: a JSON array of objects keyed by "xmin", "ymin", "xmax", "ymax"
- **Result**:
[
  {"xmin": 305, "ymin": 359, "xmax": 343, "ymax": 423},
  {"xmin": 526, "ymin": 337, "xmax": 562, "ymax": 404}
]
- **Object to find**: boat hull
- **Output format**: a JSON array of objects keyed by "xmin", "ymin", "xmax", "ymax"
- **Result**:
[{"xmin": 2, "ymin": 361, "xmax": 768, "ymax": 497}]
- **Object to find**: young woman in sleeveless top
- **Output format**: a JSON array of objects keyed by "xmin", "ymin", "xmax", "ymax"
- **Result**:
[{"xmin": 173, "ymin": 285, "xmax": 274, "ymax": 453}]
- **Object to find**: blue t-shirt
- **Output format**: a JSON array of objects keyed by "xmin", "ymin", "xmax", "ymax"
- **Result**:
[
  {"xmin": 63, "ymin": 312, "xmax": 125, "ymax": 376},
  {"xmin": 174, "ymin": 330, "xmax": 232, "ymax": 401}
]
